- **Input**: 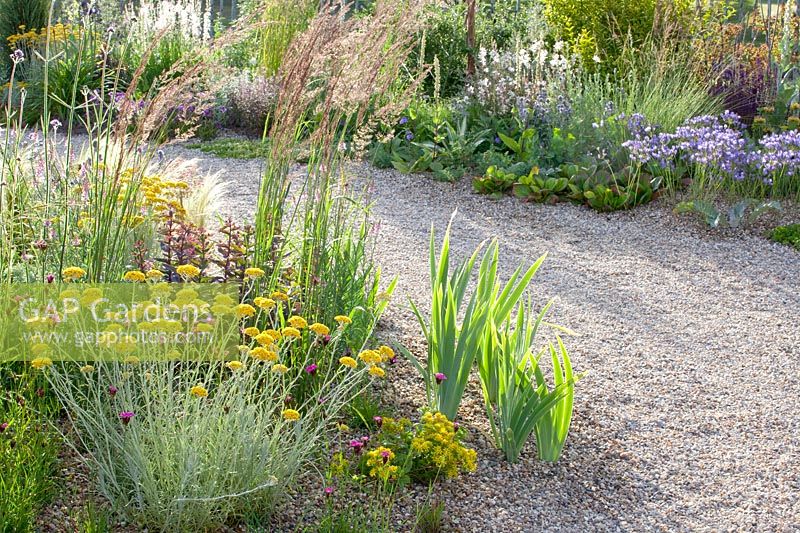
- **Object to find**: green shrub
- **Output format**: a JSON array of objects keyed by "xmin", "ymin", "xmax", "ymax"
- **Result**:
[
  {"xmin": 186, "ymin": 138, "xmax": 271, "ymax": 159},
  {"xmin": 769, "ymin": 223, "xmax": 800, "ymax": 249},
  {"xmin": 542, "ymin": 0, "xmax": 692, "ymax": 69}
]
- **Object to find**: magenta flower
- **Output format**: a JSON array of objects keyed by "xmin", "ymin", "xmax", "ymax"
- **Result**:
[
  {"xmin": 119, "ymin": 411, "xmax": 134, "ymax": 425},
  {"xmin": 108, "ymin": 385, "xmax": 118, "ymax": 397},
  {"xmin": 0, "ymin": 422, "xmax": 8, "ymax": 433},
  {"xmin": 349, "ymin": 439, "xmax": 364, "ymax": 454},
  {"xmin": 434, "ymin": 372, "xmax": 447, "ymax": 385},
  {"xmin": 373, "ymin": 416, "xmax": 383, "ymax": 428},
  {"xmin": 380, "ymin": 449, "xmax": 391, "ymax": 464},
  {"xmin": 305, "ymin": 363, "xmax": 318, "ymax": 376},
  {"xmin": 323, "ymin": 486, "xmax": 335, "ymax": 496}
]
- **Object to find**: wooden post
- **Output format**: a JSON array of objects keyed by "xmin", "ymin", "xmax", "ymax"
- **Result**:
[{"xmin": 466, "ymin": 0, "xmax": 476, "ymax": 77}]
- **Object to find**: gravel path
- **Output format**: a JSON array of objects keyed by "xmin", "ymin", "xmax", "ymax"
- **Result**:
[{"xmin": 168, "ymin": 140, "xmax": 800, "ymax": 532}]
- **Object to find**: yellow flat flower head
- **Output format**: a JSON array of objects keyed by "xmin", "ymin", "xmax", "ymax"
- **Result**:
[
  {"xmin": 123, "ymin": 270, "xmax": 146, "ymax": 282},
  {"xmin": 235, "ymin": 304, "xmax": 256, "ymax": 318},
  {"xmin": 309, "ymin": 323, "xmax": 330, "ymax": 336},
  {"xmin": 243, "ymin": 326, "xmax": 260, "ymax": 337},
  {"xmin": 272, "ymin": 363, "xmax": 289, "ymax": 374},
  {"xmin": 379, "ymin": 346, "xmax": 395, "ymax": 362},
  {"xmin": 146, "ymin": 269, "xmax": 164, "ymax": 280},
  {"xmin": 176, "ymin": 264, "xmax": 201, "ymax": 279},
  {"xmin": 62, "ymin": 266, "xmax": 87, "ymax": 280},
  {"xmin": 334, "ymin": 315, "xmax": 352, "ymax": 325},
  {"xmin": 339, "ymin": 356, "xmax": 357, "ymax": 368},
  {"xmin": 30, "ymin": 356, "xmax": 53, "ymax": 370},
  {"xmin": 368, "ymin": 365, "xmax": 386, "ymax": 378},
  {"xmin": 244, "ymin": 267, "xmax": 266, "ymax": 279},
  {"xmin": 287, "ymin": 315, "xmax": 307, "ymax": 329},
  {"xmin": 190, "ymin": 385, "xmax": 208, "ymax": 398},
  {"xmin": 225, "ymin": 360, "xmax": 243, "ymax": 371},
  {"xmin": 281, "ymin": 327, "xmax": 301, "ymax": 339},
  {"xmin": 249, "ymin": 347, "xmax": 278, "ymax": 362},
  {"xmin": 358, "ymin": 350, "xmax": 381, "ymax": 365},
  {"xmin": 282, "ymin": 409, "xmax": 300, "ymax": 421},
  {"xmin": 254, "ymin": 297, "xmax": 276, "ymax": 309}
]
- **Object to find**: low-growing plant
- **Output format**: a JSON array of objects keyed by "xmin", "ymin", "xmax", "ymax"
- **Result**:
[
  {"xmin": 674, "ymin": 199, "xmax": 782, "ymax": 228},
  {"xmin": 186, "ymin": 138, "xmax": 271, "ymax": 159},
  {"xmin": 0, "ymin": 375, "xmax": 59, "ymax": 531},
  {"xmin": 39, "ymin": 305, "xmax": 386, "ymax": 531},
  {"xmin": 769, "ymin": 223, "xmax": 800, "ymax": 249}
]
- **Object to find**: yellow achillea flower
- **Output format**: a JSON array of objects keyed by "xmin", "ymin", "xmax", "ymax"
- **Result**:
[
  {"xmin": 30, "ymin": 357, "xmax": 53, "ymax": 370},
  {"xmin": 250, "ymin": 347, "xmax": 277, "ymax": 362},
  {"xmin": 281, "ymin": 327, "xmax": 301, "ymax": 339},
  {"xmin": 368, "ymin": 366, "xmax": 386, "ymax": 379},
  {"xmin": 379, "ymin": 346, "xmax": 395, "ymax": 362},
  {"xmin": 254, "ymin": 332, "xmax": 275, "ymax": 346},
  {"xmin": 243, "ymin": 326, "xmax": 260, "ymax": 337},
  {"xmin": 146, "ymin": 269, "xmax": 164, "ymax": 280},
  {"xmin": 359, "ymin": 350, "xmax": 381, "ymax": 365},
  {"xmin": 244, "ymin": 267, "xmax": 265, "ymax": 279},
  {"xmin": 225, "ymin": 360, "xmax": 243, "ymax": 371},
  {"xmin": 214, "ymin": 293, "xmax": 236, "ymax": 306},
  {"xmin": 263, "ymin": 329, "xmax": 281, "ymax": 342},
  {"xmin": 339, "ymin": 356, "xmax": 357, "ymax": 368},
  {"xmin": 309, "ymin": 323, "xmax": 330, "ymax": 336},
  {"xmin": 237, "ymin": 344, "xmax": 250, "ymax": 354},
  {"xmin": 62, "ymin": 266, "xmax": 87, "ymax": 280},
  {"xmin": 190, "ymin": 385, "xmax": 208, "ymax": 398},
  {"xmin": 282, "ymin": 409, "xmax": 300, "ymax": 421},
  {"xmin": 195, "ymin": 323, "xmax": 213, "ymax": 333},
  {"xmin": 80, "ymin": 364, "xmax": 94, "ymax": 373},
  {"xmin": 176, "ymin": 264, "xmax": 200, "ymax": 279},
  {"xmin": 123, "ymin": 356, "xmax": 140, "ymax": 364},
  {"xmin": 254, "ymin": 297, "xmax": 276, "ymax": 309},
  {"xmin": 365, "ymin": 446, "xmax": 398, "ymax": 482},
  {"xmin": 271, "ymin": 291, "xmax": 289, "ymax": 302},
  {"xmin": 334, "ymin": 315, "xmax": 352, "ymax": 325},
  {"xmin": 272, "ymin": 363, "xmax": 289, "ymax": 374},
  {"xmin": 235, "ymin": 304, "xmax": 256, "ymax": 318},
  {"xmin": 287, "ymin": 315, "xmax": 307, "ymax": 329},
  {"xmin": 123, "ymin": 270, "xmax": 146, "ymax": 282}
]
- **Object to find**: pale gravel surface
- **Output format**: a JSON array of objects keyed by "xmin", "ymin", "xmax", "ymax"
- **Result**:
[{"xmin": 167, "ymin": 139, "xmax": 800, "ymax": 532}]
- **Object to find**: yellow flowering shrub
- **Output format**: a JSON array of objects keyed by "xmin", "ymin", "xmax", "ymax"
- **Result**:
[
  {"xmin": 410, "ymin": 412, "xmax": 476, "ymax": 480},
  {"xmin": 365, "ymin": 446, "xmax": 399, "ymax": 482}
]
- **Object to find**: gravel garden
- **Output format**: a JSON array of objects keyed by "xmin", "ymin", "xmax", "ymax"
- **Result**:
[{"xmin": 1, "ymin": 1, "xmax": 799, "ymax": 532}]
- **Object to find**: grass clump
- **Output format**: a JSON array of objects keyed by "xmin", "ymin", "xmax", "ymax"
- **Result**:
[
  {"xmin": 769, "ymin": 223, "xmax": 800, "ymax": 250},
  {"xmin": 186, "ymin": 138, "xmax": 270, "ymax": 159}
]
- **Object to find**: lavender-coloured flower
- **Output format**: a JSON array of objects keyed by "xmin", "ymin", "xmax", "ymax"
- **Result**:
[
  {"xmin": 405, "ymin": 131, "xmax": 414, "ymax": 141},
  {"xmin": 399, "ymin": 116, "xmax": 408, "ymax": 125},
  {"xmin": 10, "ymin": 49, "xmax": 24, "ymax": 63}
]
